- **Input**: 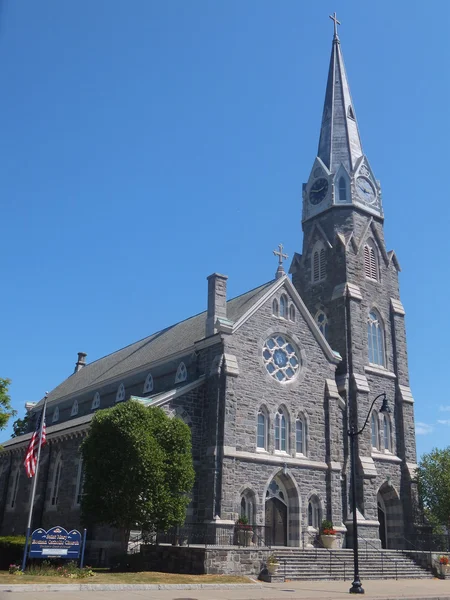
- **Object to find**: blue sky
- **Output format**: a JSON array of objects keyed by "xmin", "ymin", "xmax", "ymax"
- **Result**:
[{"xmin": 0, "ymin": 1, "xmax": 448, "ymax": 460}]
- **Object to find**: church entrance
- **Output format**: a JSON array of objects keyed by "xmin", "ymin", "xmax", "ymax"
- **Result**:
[
  {"xmin": 264, "ymin": 471, "xmax": 300, "ymax": 546},
  {"xmin": 377, "ymin": 483, "xmax": 403, "ymax": 549}
]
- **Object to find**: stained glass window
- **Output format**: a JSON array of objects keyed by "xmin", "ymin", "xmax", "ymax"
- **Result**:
[{"xmin": 263, "ymin": 335, "xmax": 300, "ymax": 382}]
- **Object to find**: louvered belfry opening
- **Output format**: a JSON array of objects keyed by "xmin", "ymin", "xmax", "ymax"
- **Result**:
[
  {"xmin": 312, "ymin": 243, "xmax": 326, "ymax": 283},
  {"xmin": 364, "ymin": 243, "xmax": 378, "ymax": 280}
]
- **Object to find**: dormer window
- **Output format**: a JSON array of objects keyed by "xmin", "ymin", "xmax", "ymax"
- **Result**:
[
  {"xmin": 70, "ymin": 400, "xmax": 78, "ymax": 417},
  {"xmin": 347, "ymin": 105, "xmax": 355, "ymax": 120},
  {"xmin": 91, "ymin": 392, "xmax": 100, "ymax": 410},
  {"xmin": 116, "ymin": 383, "xmax": 125, "ymax": 403},
  {"xmin": 312, "ymin": 241, "xmax": 326, "ymax": 283},
  {"xmin": 175, "ymin": 362, "xmax": 187, "ymax": 383},
  {"xmin": 143, "ymin": 373, "xmax": 153, "ymax": 394}
]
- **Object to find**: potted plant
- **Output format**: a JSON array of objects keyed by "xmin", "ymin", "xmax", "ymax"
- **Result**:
[
  {"xmin": 266, "ymin": 553, "xmax": 280, "ymax": 575},
  {"xmin": 438, "ymin": 555, "xmax": 450, "ymax": 578},
  {"xmin": 320, "ymin": 519, "xmax": 337, "ymax": 549},
  {"xmin": 236, "ymin": 516, "xmax": 253, "ymax": 546}
]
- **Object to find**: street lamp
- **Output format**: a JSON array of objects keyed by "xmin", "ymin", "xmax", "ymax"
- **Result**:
[{"xmin": 348, "ymin": 391, "xmax": 390, "ymax": 594}]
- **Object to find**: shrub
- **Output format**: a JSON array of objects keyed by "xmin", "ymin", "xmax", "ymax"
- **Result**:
[
  {"xmin": 439, "ymin": 555, "xmax": 449, "ymax": 565},
  {"xmin": 320, "ymin": 520, "xmax": 337, "ymax": 535},
  {"xmin": 0, "ymin": 536, "xmax": 26, "ymax": 570}
]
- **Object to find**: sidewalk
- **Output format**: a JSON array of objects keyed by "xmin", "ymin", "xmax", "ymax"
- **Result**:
[{"xmin": 1, "ymin": 578, "xmax": 450, "ymax": 599}]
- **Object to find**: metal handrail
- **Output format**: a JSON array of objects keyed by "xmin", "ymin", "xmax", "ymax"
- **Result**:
[
  {"xmin": 358, "ymin": 534, "xmax": 399, "ymax": 580},
  {"xmin": 301, "ymin": 530, "xmax": 347, "ymax": 580}
]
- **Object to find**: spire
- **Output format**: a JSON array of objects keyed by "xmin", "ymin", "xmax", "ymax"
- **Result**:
[{"xmin": 317, "ymin": 15, "xmax": 363, "ymax": 174}]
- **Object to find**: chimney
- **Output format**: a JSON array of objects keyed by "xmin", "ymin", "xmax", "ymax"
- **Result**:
[
  {"xmin": 206, "ymin": 273, "xmax": 228, "ymax": 337},
  {"xmin": 74, "ymin": 352, "xmax": 87, "ymax": 373}
]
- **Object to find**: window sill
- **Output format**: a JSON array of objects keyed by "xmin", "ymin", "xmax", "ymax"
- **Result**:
[
  {"xmin": 295, "ymin": 452, "xmax": 306, "ymax": 459},
  {"xmin": 274, "ymin": 450, "xmax": 290, "ymax": 456},
  {"xmin": 256, "ymin": 447, "xmax": 269, "ymax": 454},
  {"xmin": 371, "ymin": 452, "xmax": 401, "ymax": 463},
  {"xmin": 365, "ymin": 365, "xmax": 396, "ymax": 380}
]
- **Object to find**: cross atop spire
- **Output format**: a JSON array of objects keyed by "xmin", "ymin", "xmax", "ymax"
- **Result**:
[
  {"xmin": 273, "ymin": 243, "xmax": 288, "ymax": 279},
  {"xmin": 329, "ymin": 12, "xmax": 341, "ymax": 40}
]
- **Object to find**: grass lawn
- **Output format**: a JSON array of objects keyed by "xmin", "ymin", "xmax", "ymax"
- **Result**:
[{"xmin": 0, "ymin": 571, "xmax": 253, "ymax": 585}]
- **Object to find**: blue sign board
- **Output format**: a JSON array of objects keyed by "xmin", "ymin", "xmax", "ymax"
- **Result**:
[{"xmin": 29, "ymin": 526, "xmax": 82, "ymax": 559}]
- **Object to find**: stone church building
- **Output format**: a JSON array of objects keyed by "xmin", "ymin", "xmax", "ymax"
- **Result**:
[{"xmin": 0, "ymin": 25, "xmax": 418, "ymax": 556}]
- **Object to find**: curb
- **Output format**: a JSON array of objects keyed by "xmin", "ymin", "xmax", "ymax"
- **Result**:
[{"xmin": 0, "ymin": 582, "xmax": 264, "ymax": 592}]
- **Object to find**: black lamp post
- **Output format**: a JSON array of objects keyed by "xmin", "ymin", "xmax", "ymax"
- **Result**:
[{"xmin": 348, "ymin": 391, "xmax": 390, "ymax": 594}]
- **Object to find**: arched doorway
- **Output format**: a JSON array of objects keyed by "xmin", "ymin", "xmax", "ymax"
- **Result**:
[
  {"xmin": 264, "ymin": 471, "xmax": 300, "ymax": 546},
  {"xmin": 377, "ymin": 482, "xmax": 403, "ymax": 549}
]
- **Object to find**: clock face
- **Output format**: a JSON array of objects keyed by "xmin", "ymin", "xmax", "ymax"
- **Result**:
[
  {"xmin": 309, "ymin": 178, "xmax": 329, "ymax": 205},
  {"xmin": 356, "ymin": 176, "xmax": 377, "ymax": 205}
]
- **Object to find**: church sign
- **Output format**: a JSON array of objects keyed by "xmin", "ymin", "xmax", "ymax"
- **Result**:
[{"xmin": 29, "ymin": 526, "xmax": 82, "ymax": 559}]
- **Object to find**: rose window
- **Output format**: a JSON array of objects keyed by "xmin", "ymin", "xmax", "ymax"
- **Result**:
[{"xmin": 262, "ymin": 335, "xmax": 300, "ymax": 382}]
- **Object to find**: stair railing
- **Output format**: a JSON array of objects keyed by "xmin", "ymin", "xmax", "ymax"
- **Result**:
[
  {"xmin": 398, "ymin": 534, "xmax": 433, "ymax": 573},
  {"xmin": 302, "ymin": 530, "xmax": 348, "ymax": 580},
  {"xmin": 358, "ymin": 534, "xmax": 399, "ymax": 580}
]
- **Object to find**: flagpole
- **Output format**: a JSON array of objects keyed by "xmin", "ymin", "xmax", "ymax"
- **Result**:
[{"xmin": 21, "ymin": 393, "xmax": 48, "ymax": 572}]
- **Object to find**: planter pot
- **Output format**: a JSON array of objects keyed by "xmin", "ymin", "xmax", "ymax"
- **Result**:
[
  {"xmin": 320, "ymin": 534, "xmax": 337, "ymax": 549},
  {"xmin": 439, "ymin": 564, "xmax": 450, "ymax": 579},
  {"xmin": 267, "ymin": 563, "xmax": 280, "ymax": 575}
]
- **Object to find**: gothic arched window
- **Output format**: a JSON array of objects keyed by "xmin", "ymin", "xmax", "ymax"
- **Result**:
[
  {"xmin": 175, "ymin": 362, "xmax": 187, "ymax": 383},
  {"xmin": 257, "ymin": 408, "xmax": 267, "ymax": 450},
  {"xmin": 289, "ymin": 305, "xmax": 296, "ymax": 321},
  {"xmin": 312, "ymin": 242, "xmax": 326, "ymax": 283},
  {"xmin": 275, "ymin": 408, "xmax": 288, "ymax": 452},
  {"xmin": 315, "ymin": 311, "xmax": 329, "ymax": 339},
  {"xmin": 296, "ymin": 415, "xmax": 306, "ymax": 455},
  {"xmin": 364, "ymin": 241, "xmax": 379, "ymax": 281},
  {"xmin": 308, "ymin": 495, "xmax": 322, "ymax": 529},
  {"xmin": 272, "ymin": 298, "xmax": 279, "ymax": 316},
  {"xmin": 143, "ymin": 373, "xmax": 153, "ymax": 394},
  {"xmin": 91, "ymin": 392, "xmax": 100, "ymax": 410},
  {"xmin": 368, "ymin": 310, "xmax": 385, "ymax": 367},
  {"xmin": 240, "ymin": 489, "xmax": 255, "ymax": 524},
  {"xmin": 116, "ymin": 383, "xmax": 125, "ymax": 403},
  {"xmin": 280, "ymin": 295, "xmax": 288, "ymax": 319},
  {"xmin": 338, "ymin": 176, "xmax": 347, "ymax": 201},
  {"xmin": 10, "ymin": 468, "xmax": 20, "ymax": 509},
  {"xmin": 75, "ymin": 458, "xmax": 84, "ymax": 505},
  {"xmin": 371, "ymin": 411, "xmax": 379, "ymax": 449},
  {"xmin": 383, "ymin": 414, "xmax": 392, "ymax": 452}
]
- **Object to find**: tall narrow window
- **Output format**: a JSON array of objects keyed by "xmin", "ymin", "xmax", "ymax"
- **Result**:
[
  {"xmin": 51, "ymin": 458, "xmax": 62, "ymax": 506},
  {"xmin": 383, "ymin": 415, "xmax": 391, "ymax": 452},
  {"xmin": 52, "ymin": 406, "xmax": 59, "ymax": 423},
  {"xmin": 289, "ymin": 305, "xmax": 295, "ymax": 321},
  {"xmin": 272, "ymin": 298, "xmax": 279, "ymax": 316},
  {"xmin": 296, "ymin": 416, "xmax": 306, "ymax": 455},
  {"xmin": 240, "ymin": 490, "xmax": 255, "ymax": 524},
  {"xmin": 371, "ymin": 412, "xmax": 379, "ymax": 449},
  {"xmin": 275, "ymin": 409, "xmax": 287, "ymax": 452},
  {"xmin": 257, "ymin": 409, "xmax": 267, "ymax": 450},
  {"xmin": 10, "ymin": 469, "xmax": 20, "ymax": 508},
  {"xmin": 308, "ymin": 496, "xmax": 321, "ymax": 528},
  {"xmin": 280, "ymin": 295, "xmax": 288, "ymax": 319},
  {"xmin": 312, "ymin": 242, "xmax": 326, "ymax": 283},
  {"xmin": 175, "ymin": 362, "xmax": 187, "ymax": 383},
  {"xmin": 339, "ymin": 176, "xmax": 347, "ymax": 201},
  {"xmin": 75, "ymin": 459, "xmax": 84, "ymax": 505},
  {"xmin": 143, "ymin": 373, "xmax": 153, "ymax": 394},
  {"xmin": 364, "ymin": 242, "xmax": 378, "ymax": 281},
  {"xmin": 116, "ymin": 383, "xmax": 125, "ymax": 403},
  {"xmin": 71, "ymin": 400, "xmax": 78, "ymax": 417},
  {"xmin": 315, "ymin": 311, "xmax": 329, "ymax": 339},
  {"xmin": 368, "ymin": 310, "xmax": 385, "ymax": 367}
]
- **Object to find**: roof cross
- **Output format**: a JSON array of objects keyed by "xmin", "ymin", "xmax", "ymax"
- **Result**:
[
  {"xmin": 329, "ymin": 12, "xmax": 341, "ymax": 39},
  {"xmin": 273, "ymin": 243, "xmax": 288, "ymax": 267}
]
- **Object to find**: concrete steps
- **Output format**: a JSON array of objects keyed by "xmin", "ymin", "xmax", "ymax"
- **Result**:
[{"xmin": 271, "ymin": 549, "xmax": 432, "ymax": 581}]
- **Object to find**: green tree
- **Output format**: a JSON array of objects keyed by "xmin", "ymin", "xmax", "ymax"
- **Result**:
[
  {"xmin": 11, "ymin": 413, "xmax": 30, "ymax": 437},
  {"xmin": 81, "ymin": 401, "xmax": 195, "ymax": 549},
  {"xmin": 417, "ymin": 447, "xmax": 450, "ymax": 530},
  {"xmin": 0, "ymin": 378, "xmax": 16, "ymax": 432}
]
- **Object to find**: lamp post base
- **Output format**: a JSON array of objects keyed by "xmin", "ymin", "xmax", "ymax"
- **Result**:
[{"xmin": 349, "ymin": 579, "xmax": 364, "ymax": 594}]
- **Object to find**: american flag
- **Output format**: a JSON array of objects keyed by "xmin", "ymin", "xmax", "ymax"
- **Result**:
[{"xmin": 24, "ymin": 409, "xmax": 47, "ymax": 478}]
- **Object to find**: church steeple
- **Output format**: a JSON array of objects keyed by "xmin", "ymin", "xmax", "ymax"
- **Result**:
[
  {"xmin": 302, "ymin": 16, "xmax": 383, "ymax": 223},
  {"xmin": 317, "ymin": 16, "xmax": 363, "ymax": 174}
]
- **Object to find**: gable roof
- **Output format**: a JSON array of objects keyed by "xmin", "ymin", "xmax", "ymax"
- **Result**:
[{"xmin": 34, "ymin": 280, "xmax": 274, "ymax": 409}]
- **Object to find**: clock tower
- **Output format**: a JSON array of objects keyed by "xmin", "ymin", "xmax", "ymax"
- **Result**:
[{"xmin": 291, "ymin": 17, "xmax": 419, "ymax": 547}]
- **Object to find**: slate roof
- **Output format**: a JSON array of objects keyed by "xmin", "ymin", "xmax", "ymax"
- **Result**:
[{"xmin": 34, "ymin": 280, "xmax": 275, "ymax": 409}]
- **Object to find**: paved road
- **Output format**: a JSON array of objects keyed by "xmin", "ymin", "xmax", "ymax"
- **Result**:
[{"xmin": 1, "ymin": 579, "xmax": 450, "ymax": 600}]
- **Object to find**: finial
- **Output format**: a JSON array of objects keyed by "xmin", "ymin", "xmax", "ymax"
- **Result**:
[
  {"xmin": 329, "ymin": 12, "xmax": 341, "ymax": 40},
  {"xmin": 273, "ymin": 243, "xmax": 288, "ymax": 279}
]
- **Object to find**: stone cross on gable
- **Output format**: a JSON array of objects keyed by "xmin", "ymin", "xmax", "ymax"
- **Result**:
[
  {"xmin": 329, "ymin": 12, "xmax": 341, "ymax": 39},
  {"xmin": 273, "ymin": 243, "xmax": 288, "ymax": 279}
]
